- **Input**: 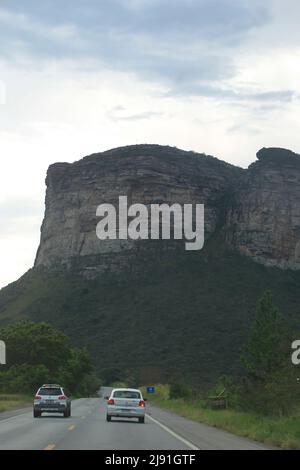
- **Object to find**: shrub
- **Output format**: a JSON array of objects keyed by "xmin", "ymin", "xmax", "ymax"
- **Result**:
[
  {"xmin": 0, "ymin": 321, "xmax": 100, "ymax": 396},
  {"xmin": 0, "ymin": 364, "xmax": 49, "ymax": 394},
  {"xmin": 169, "ymin": 382, "xmax": 192, "ymax": 400}
]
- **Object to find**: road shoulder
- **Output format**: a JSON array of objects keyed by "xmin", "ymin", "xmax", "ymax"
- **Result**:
[
  {"xmin": 0, "ymin": 405, "xmax": 32, "ymax": 422},
  {"xmin": 147, "ymin": 403, "xmax": 274, "ymax": 450}
]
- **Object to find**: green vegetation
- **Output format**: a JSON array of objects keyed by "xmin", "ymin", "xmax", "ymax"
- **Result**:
[
  {"xmin": 99, "ymin": 368, "xmax": 124, "ymax": 386},
  {"xmin": 242, "ymin": 291, "xmax": 290, "ymax": 379},
  {"xmin": 147, "ymin": 385, "xmax": 300, "ymax": 450},
  {"xmin": 0, "ymin": 394, "xmax": 31, "ymax": 413},
  {"xmin": 0, "ymin": 239, "xmax": 300, "ymax": 385},
  {"xmin": 240, "ymin": 291, "xmax": 300, "ymax": 416},
  {"xmin": 142, "ymin": 293, "xmax": 300, "ymax": 449},
  {"xmin": 0, "ymin": 321, "xmax": 100, "ymax": 397}
]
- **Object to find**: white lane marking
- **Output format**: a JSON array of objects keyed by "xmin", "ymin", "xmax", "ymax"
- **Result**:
[{"xmin": 146, "ymin": 414, "xmax": 199, "ymax": 450}]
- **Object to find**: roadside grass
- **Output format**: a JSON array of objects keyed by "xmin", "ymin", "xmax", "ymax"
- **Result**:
[
  {"xmin": 0, "ymin": 394, "xmax": 32, "ymax": 413},
  {"xmin": 144, "ymin": 385, "xmax": 300, "ymax": 450}
]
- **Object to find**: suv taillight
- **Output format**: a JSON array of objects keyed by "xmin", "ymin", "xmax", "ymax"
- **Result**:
[
  {"xmin": 107, "ymin": 398, "xmax": 114, "ymax": 405},
  {"xmin": 34, "ymin": 395, "xmax": 41, "ymax": 400},
  {"xmin": 139, "ymin": 400, "xmax": 145, "ymax": 407},
  {"xmin": 58, "ymin": 395, "xmax": 66, "ymax": 400}
]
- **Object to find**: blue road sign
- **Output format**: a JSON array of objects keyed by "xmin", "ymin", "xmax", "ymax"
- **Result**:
[{"xmin": 147, "ymin": 386, "xmax": 155, "ymax": 394}]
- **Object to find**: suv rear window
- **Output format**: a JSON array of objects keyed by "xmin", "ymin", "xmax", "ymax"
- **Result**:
[
  {"xmin": 113, "ymin": 390, "xmax": 141, "ymax": 399},
  {"xmin": 39, "ymin": 388, "xmax": 62, "ymax": 396}
]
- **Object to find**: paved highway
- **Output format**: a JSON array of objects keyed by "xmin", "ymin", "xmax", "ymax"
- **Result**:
[{"xmin": 0, "ymin": 388, "xmax": 271, "ymax": 450}]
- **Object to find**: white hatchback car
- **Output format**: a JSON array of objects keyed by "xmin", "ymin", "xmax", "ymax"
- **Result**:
[{"xmin": 105, "ymin": 388, "xmax": 146, "ymax": 423}]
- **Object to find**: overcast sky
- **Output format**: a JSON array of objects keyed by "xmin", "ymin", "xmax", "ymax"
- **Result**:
[{"xmin": 0, "ymin": 0, "xmax": 300, "ymax": 288}]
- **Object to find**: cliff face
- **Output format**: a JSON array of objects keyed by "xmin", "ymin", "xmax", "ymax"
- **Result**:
[
  {"xmin": 35, "ymin": 144, "xmax": 241, "ymax": 275},
  {"xmin": 35, "ymin": 144, "xmax": 300, "ymax": 273},
  {"xmin": 226, "ymin": 148, "xmax": 300, "ymax": 269}
]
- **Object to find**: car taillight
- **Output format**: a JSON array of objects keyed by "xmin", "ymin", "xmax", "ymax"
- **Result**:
[
  {"xmin": 139, "ymin": 400, "xmax": 145, "ymax": 407},
  {"xmin": 34, "ymin": 395, "xmax": 41, "ymax": 400},
  {"xmin": 58, "ymin": 395, "xmax": 66, "ymax": 400},
  {"xmin": 107, "ymin": 398, "xmax": 114, "ymax": 405}
]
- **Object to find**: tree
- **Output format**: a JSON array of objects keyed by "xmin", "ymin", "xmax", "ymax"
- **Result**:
[
  {"xmin": 0, "ymin": 321, "xmax": 70, "ymax": 374},
  {"xmin": 0, "ymin": 364, "xmax": 49, "ymax": 393},
  {"xmin": 241, "ymin": 291, "xmax": 299, "ymax": 416},
  {"xmin": 242, "ymin": 291, "xmax": 289, "ymax": 380},
  {"xmin": 58, "ymin": 347, "xmax": 94, "ymax": 393},
  {"xmin": 0, "ymin": 321, "xmax": 100, "ymax": 396},
  {"xmin": 99, "ymin": 367, "xmax": 123, "ymax": 385}
]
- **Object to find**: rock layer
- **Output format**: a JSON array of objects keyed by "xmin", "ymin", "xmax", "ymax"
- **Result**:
[
  {"xmin": 35, "ymin": 144, "xmax": 300, "ymax": 273},
  {"xmin": 225, "ymin": 147, "xmax": 300, "ymax": 269}
]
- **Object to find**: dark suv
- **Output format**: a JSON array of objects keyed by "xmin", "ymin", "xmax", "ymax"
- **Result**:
[{"xmin": 33, "ymin": 384, "xmax": 71, "ymax": 418}]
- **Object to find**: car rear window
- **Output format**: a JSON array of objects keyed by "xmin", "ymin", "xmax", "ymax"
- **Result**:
[
  {"xmin": 39, "ymin": 388, "xmax": 62, "ymax": 396},
  {"xmin": 113, "ymin": 390, "xmax": 141, "ymax": 399}
]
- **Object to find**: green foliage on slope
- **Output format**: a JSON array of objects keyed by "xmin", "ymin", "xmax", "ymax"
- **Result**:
[
  {"xmin": 0, "ymin": 321, "xmax": 100, "ymax": 395},
  {"xmin": 240, "ymin": 291, "xmax": 300, "ymax": 416},
  {"xmin": 0, "ymin": 239, "xmax": 299, "ymax": 386}
]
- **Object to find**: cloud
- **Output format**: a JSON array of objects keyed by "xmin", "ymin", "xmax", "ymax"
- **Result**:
[
  {"xmin": 0, "ymin": 0, "xmax": 271, "ymax": 98},
  {"xmin": 0, "ymin": 1, "xmax": 269, "ymax": 40},
  {"xmin": 0, "ymin": 0, "xmax": 296, "ymax": 105},
  {"xmin": 247, "ymin": 90, "xmax": 295, "ymax": 102},
  {"xmin": 107, "ymin": 107, "xmax": 163, "ymax": 121},
  {"xmin": 164, "ymin": 82, "xmax": 296, "ymax": 105},
  {"xmin": 0, "ymin": 0, "xmax": 300, "ymax": 289},
  {"xmin": 0, "ymin": 7, "xmax": 79, "ymax": 61},
  {"xmin": 227, "ymin": 122, "xmax": 262, "ymax": 135},
  {"xmin": 0, "ymin": 80, "xmax": 6, "ymax": 105},
  {"xmin": 0, "ymin": 197, "xmax": 42, "ymax": 238}
]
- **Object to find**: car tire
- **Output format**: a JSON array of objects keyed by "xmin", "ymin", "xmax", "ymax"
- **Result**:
[
  {"xmin": 63, "ymin": 409, "xmax": 69, "ymax": 418},
  {"xmin": 139, "ymin": 417, "xmax": 145, "ymax": 423},
  {"xmin": 106, "ymin": 415, "xmax": 111, "ymax": 422},
  {"xmin": 33, "ymin": 410, "xmax": 41, "ymax": 418},
  {"xmin": 68, "ymin": 408, "xmax": 71, "ymax": 417}
]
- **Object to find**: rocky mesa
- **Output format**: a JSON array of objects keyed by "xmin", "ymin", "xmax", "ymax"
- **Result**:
[
  {"xmin": 34, "ymin": 144, "xmax": 242, "ymax": 275},
  {"xmin": 35, "ymin": 144, "xmax": 300, "ymax": 273}
]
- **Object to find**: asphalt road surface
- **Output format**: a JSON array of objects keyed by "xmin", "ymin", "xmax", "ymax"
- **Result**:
[{"xmin": 0, "ymin": 387, "xmax": 271, "ymax": 450}]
